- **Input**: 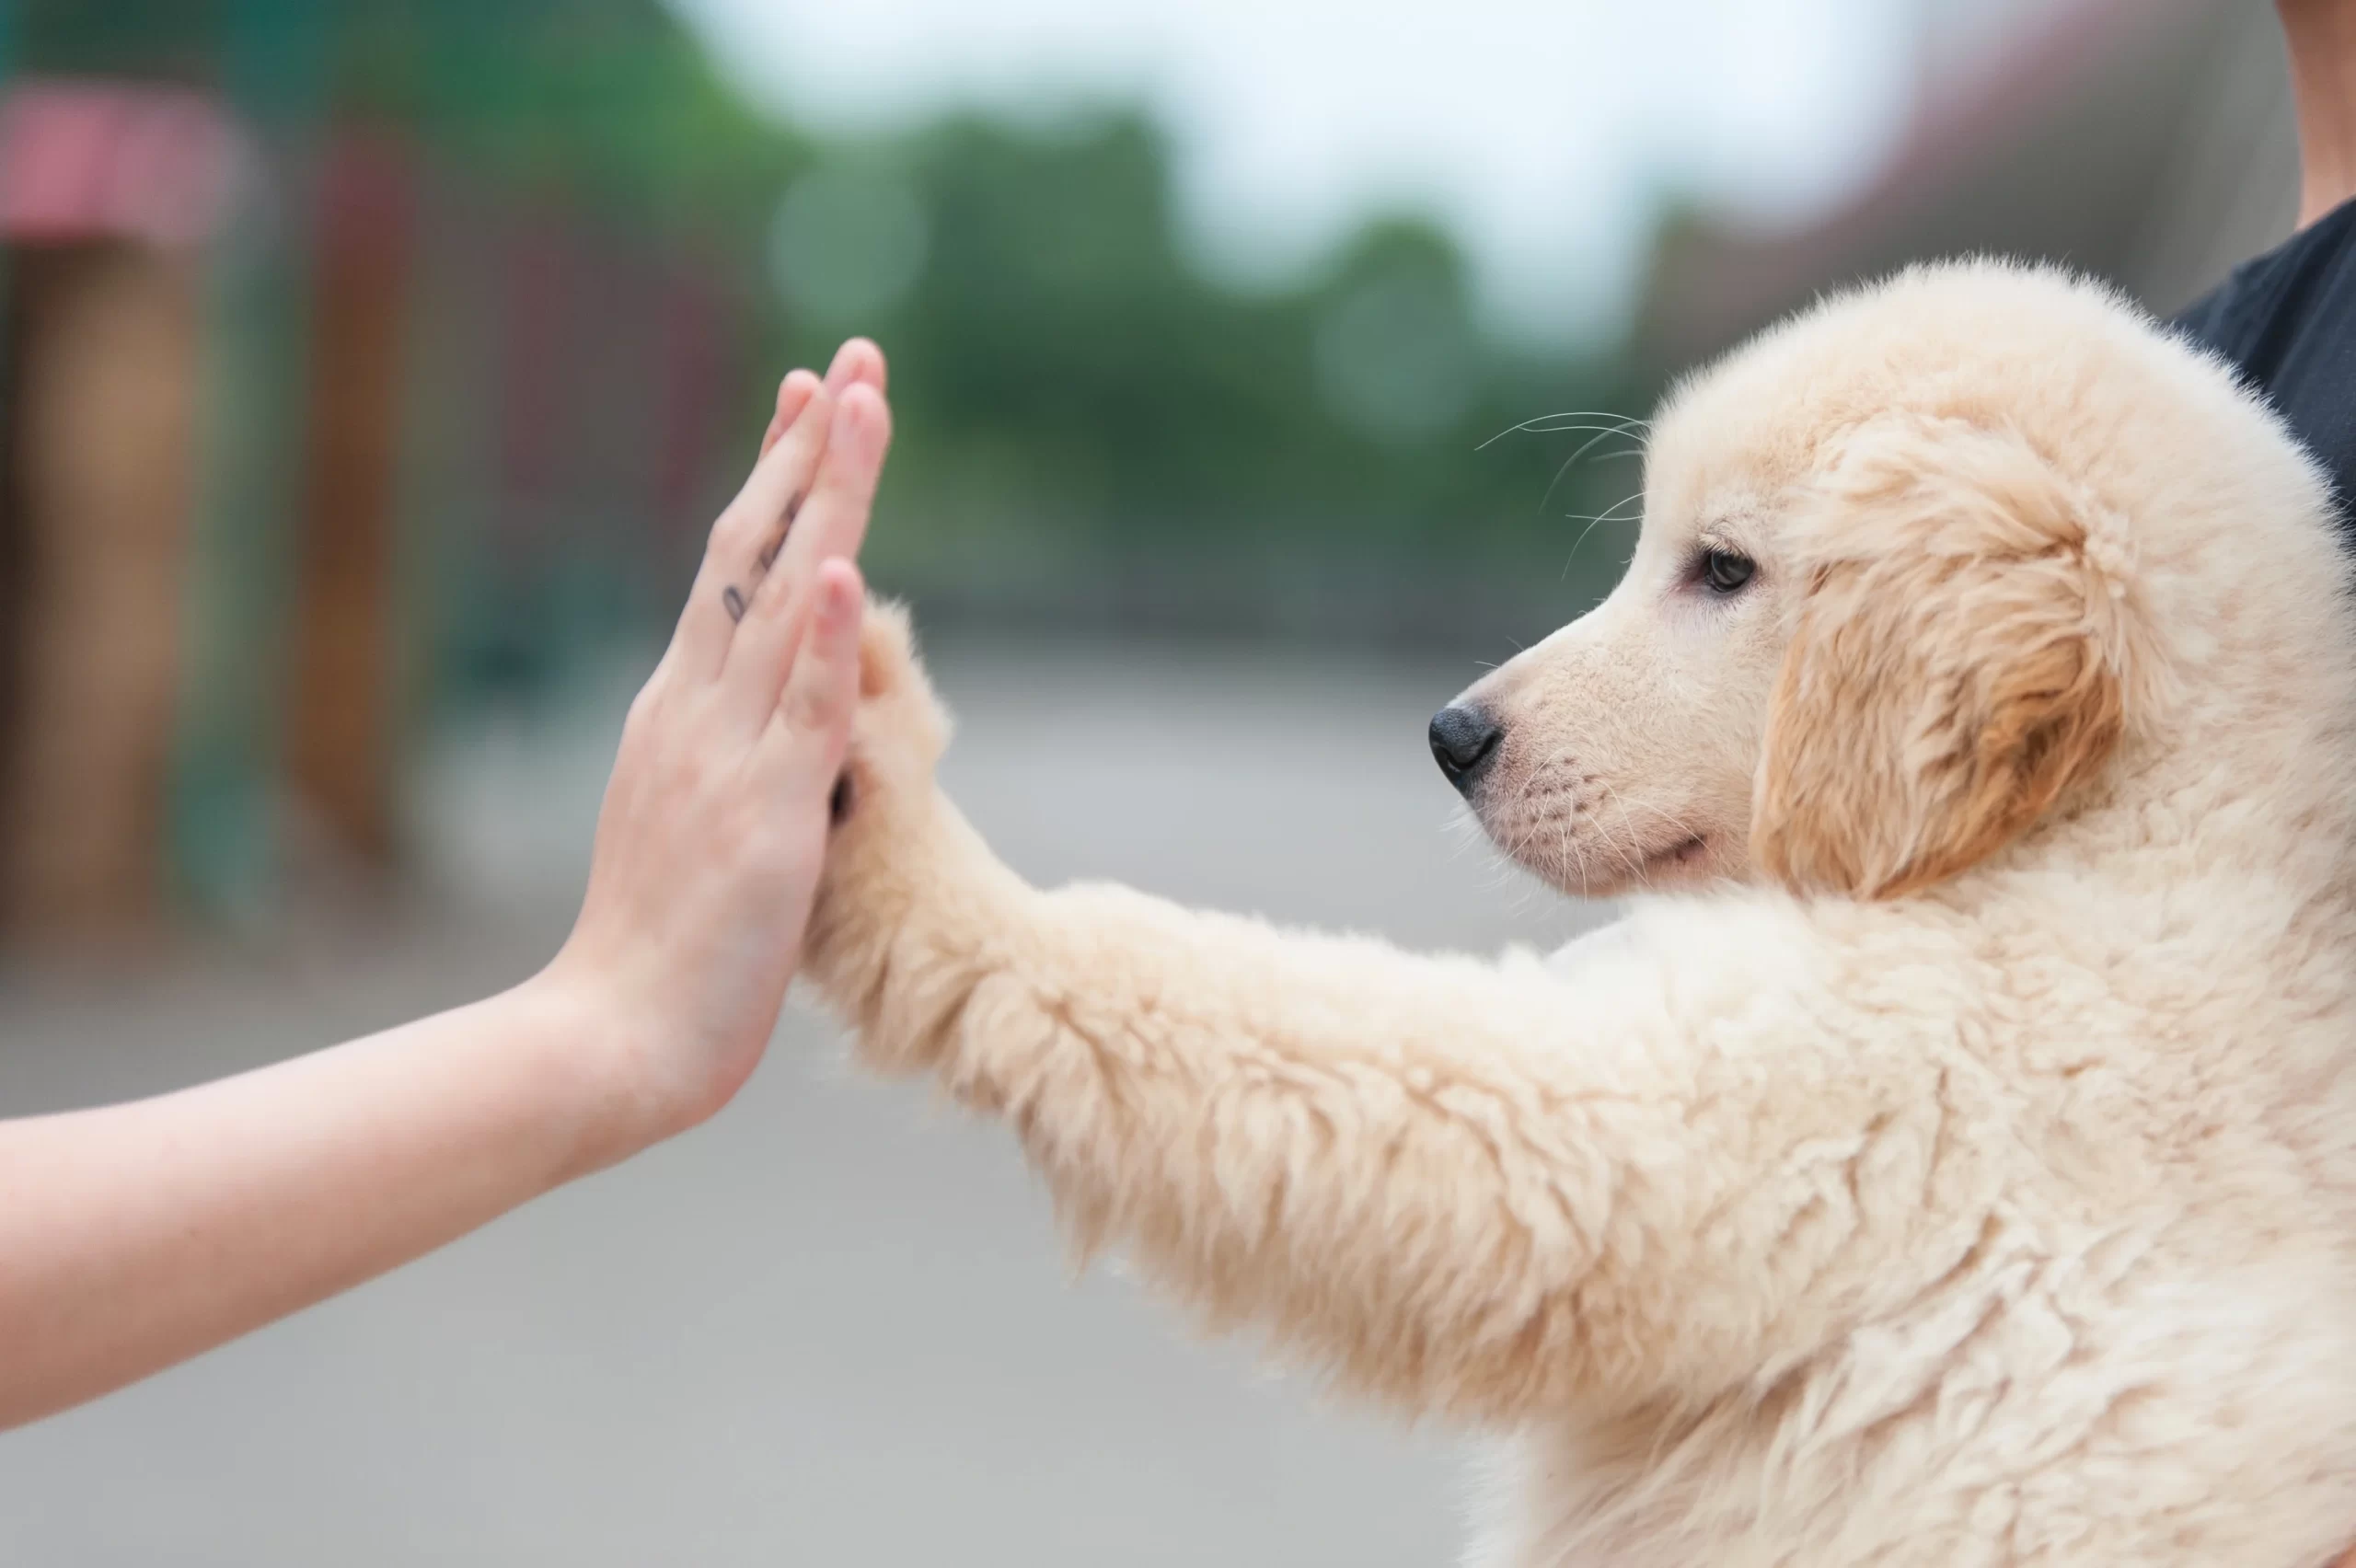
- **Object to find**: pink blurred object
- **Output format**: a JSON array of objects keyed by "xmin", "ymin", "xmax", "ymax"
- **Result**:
[{"xmin": 0, "ymin": 78, "xmax": 251, "ymax": 250}]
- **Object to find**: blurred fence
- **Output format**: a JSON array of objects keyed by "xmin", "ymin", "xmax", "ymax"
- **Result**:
[{"xmin": 0, "ymin": 4, "xmax": 766, "ymax": 934}]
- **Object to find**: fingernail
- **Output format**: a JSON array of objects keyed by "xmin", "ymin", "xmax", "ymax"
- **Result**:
[
  {"xmin": 777, "ymin": 369, "xmax": 819, "ymax": 422},
  {"xmin": 818, "ymin": 564, "xmax": 856, "ymax": 622},
  {"xmin": 831, "ymin": 386, "xmax": 883, "ymax": 450}
]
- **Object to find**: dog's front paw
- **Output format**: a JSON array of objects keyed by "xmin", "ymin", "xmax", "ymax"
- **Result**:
[
  {"xmin": 830, "ymin": 595, "xmax": 951, "ymax": 825},
  {"xmin": 803, "ymin": 597, "xmax": 968, "ymax": 1011}
]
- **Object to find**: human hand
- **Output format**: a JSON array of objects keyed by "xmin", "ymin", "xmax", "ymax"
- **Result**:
[
  {"xmin": 539, "ymin": 342, "xmax": 894, "ymax": 1148},
  {"xmin": 0, "ymin": 346, "xmax": 898, "ymax": 1431}
]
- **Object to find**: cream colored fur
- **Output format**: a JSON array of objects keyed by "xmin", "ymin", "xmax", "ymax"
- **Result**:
[{"xmin": 801, "ymin": 259, "xmax": 2356, "ymax": 1566}]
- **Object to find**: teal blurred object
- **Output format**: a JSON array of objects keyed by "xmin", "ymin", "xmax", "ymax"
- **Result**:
[{"xmin": 167, "ymin": 0, "xmax": 330, "ymax": 920}]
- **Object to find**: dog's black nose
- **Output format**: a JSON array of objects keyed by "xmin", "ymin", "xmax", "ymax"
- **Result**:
[{"xmin": 1428, "ymin": 704, "xmax": 1504, "ymax": 793}]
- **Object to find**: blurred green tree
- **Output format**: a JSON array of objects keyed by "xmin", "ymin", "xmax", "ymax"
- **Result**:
[
  {"xmin": 16, "ymin": 0, "xmax": 1651, "ymax": 651},
  {"xmin": 771, "ymin": 112, "xmax": 1645, "ymax": 642}
]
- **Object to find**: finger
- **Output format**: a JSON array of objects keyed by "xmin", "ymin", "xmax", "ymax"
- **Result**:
[
  {"xmin": 769, "ymin": 559, "xmax": 864, "ymax": 794},
  {"xmin": 673, "ymin": 375, "xmax": 832, "ymax": 681},
  {"xmin": 768, "ymin": 384, "xmax": 891, "ymax": 601},
  {"xmin": 722, "ymin": 386, "xmax": 891, "ymax": 721},
  {"xmin": 759, "ymin": 372, "xmax": 820, "ymax": 458},
  {"xmin": 824, "ymin": 338, "xmax": 888, "ymax": 396}
]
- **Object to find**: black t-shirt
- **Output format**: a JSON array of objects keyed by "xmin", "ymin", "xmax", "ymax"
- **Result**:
[{"xmin": 2174, "ymin": 197, "xmax": 2356, "ymax": 535}]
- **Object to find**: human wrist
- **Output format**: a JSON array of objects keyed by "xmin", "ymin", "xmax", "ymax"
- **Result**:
[{"xmin": 502, "ymin": 963, "xmax": 683, "ymax": 1180}]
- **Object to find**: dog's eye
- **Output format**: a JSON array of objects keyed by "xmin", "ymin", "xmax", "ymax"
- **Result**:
[{"xmin": 1700, "ymin": 548, "xmax": 1756, "ymax": 595}]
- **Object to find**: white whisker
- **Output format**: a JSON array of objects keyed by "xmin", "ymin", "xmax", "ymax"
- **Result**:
[
  {"xmin": 1562, "ymin": 490, "xmax": 1645, "ymax": 580},
  {"xmin": 1474, "ymin": 409, "xmax": 1649, "ymax": 453}
]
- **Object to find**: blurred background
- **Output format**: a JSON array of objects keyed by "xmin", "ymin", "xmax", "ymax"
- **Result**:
[{"xmin": 0, "ymin": 0, "xmax": 2304, "ymax": 1562}]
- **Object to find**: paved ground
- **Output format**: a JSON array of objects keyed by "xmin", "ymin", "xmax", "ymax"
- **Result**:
[{"xmin": 0, "ymin": 633, "xmax": 1608, "ymax": 1566}]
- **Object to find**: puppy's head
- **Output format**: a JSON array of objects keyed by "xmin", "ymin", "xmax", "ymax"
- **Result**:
[{"xmin": 1441, "ymin": 262, "xmax": 2178, "ymax": 901}]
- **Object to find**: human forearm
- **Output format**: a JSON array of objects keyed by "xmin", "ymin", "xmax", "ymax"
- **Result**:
[
  {"xmin": 2280, "ymin": 0, "xmax": 2356, "ymax": 225},
  {"xmin": 0, "ymin": 976, "xmax": 637, "ymax": 1428}
]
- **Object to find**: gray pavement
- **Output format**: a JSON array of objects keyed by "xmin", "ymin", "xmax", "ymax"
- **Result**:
[{"xmin": 0, "ymin": 633, "xmax": 1608, "ymax": 1566}]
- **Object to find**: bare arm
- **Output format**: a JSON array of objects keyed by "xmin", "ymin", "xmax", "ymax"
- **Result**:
[
  {"xmin": 2281, "ymin": 0, "xmax": 2356, "ymax": 225},
  {"xmin": 0, "ymin": 344, "xmax": 894, "ymax": 1430},
  {"xmin": 805, "ymin": 607, "xmax": 1992, "ymax": 1425},
  {"xmin": 0, "ymin": 986, "xmax": 633, "ymax": 1426}
]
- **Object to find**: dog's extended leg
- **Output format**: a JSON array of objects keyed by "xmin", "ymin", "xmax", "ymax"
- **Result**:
[{"xmin": 804, "ymin": 605, "xmax": 1983, "ymax": 1424}]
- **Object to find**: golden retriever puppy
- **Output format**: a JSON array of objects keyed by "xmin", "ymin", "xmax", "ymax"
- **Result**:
[{"xmin": 801, "ymin": 259, "xmax": 2356, "ymax": 1565}]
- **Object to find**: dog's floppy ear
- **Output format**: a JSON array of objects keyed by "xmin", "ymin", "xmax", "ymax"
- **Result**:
[{"xmin": 1750, "ymin": 416, "xmax": 2140, "ymax": 900}]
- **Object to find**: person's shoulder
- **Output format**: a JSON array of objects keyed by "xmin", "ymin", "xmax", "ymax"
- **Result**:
[{"xmin": 2173, "ymin": 196, "xmax": 2356, "ymax": 359}]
